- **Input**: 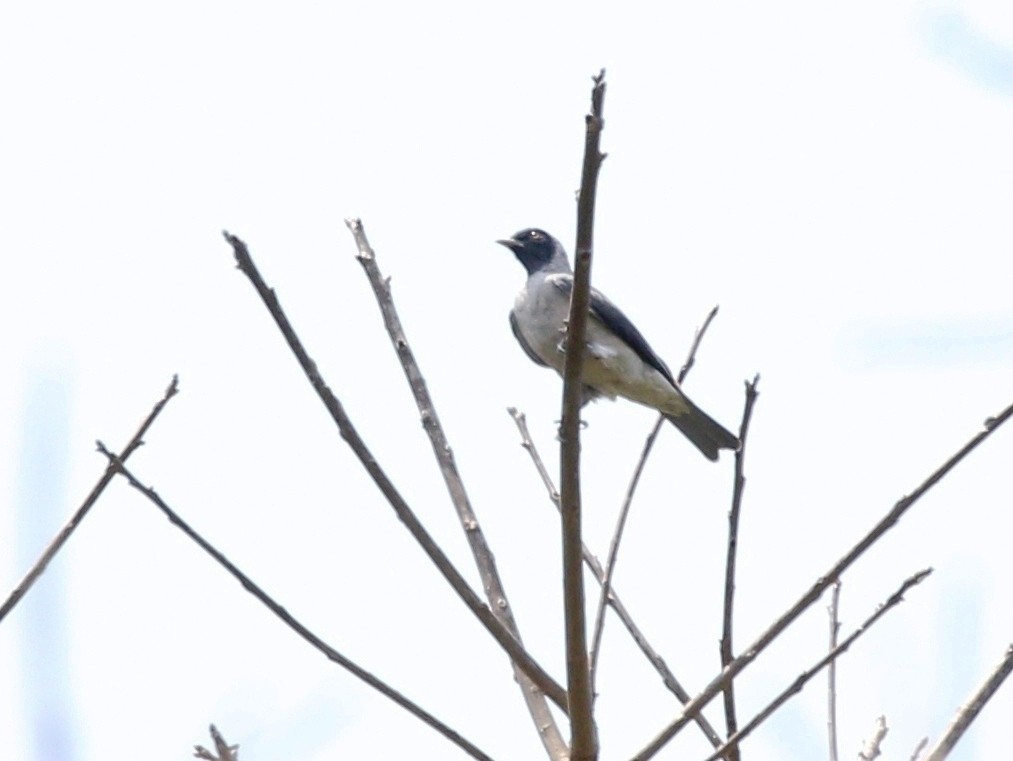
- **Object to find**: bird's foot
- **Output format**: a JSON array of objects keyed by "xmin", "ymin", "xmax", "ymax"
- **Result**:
[{"xmin": 555, "ymin": 418, "xmax": 589, "ymax": 441}]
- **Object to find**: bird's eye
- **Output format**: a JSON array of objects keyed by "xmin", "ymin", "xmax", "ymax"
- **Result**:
[{"xmin": 529, "ymin": 230, "xmax": 542, "ymax": 240}]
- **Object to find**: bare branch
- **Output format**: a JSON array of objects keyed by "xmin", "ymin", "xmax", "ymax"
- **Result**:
[
  {"xmin": 508, "ymin": 408, "xmax": 560, "ymax": 506},
  {"xmin": 923, "ymin": 644, "xmax": 1013, "ymax": 761},
  {"xmin": 828, "ymin": 580, "xmax": 843, "ymax": 761},
  {"xmin": 909, "ymin": 737, "xmax": 929, "ymax": 761},
  {"xmin": 560, "ymin": 69, "xmax": 607, "ymax": 761},
  {"xmin": 100, "ymin": 446, "xmax": 497, "ymax": 761},
  {"xmin": 719, "ymin": 375, "xmax": 760, "ymax": 761},
  {"xmin": 677, "ymin": 305, "xmax": 720, "ymax": 386},
  {"xmin": 223, "ymin": 231, "xmax": 567, "ymax": 713},
  {"xmin": 633, "ymin": 398, "xmax": 1013, "ymax": 760},
  {"xmin": 509, "ymin": 407, "xmax": 726, "ymax": 751},
  {"xmin": 346, "ymin": 218, "xmax": 567, "ymax": 759},
  {"xmin": 702, "ymin": 570, "xmax": 931, "ymax": 761},
  {"xmin": 858, "ymin": 716, "xmax": 889, "ymax": 760},
  {"xmin": 193, "ymin": 724, "xmax": 239, "ymax": 761},
  {"xmin": 588, "ymin": 415, "xmax": 663, "ymax": 686},
  {"xmin": 0, "ymin": 375, "xmax": 179, "ymax": 626}
]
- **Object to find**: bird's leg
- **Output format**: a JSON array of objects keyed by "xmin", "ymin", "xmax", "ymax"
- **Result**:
[
  {"xmin": 555, "ymin": 320, "xmax": 571, "ymax": 356},
  {"xmin": 556, "ymin": 417, "xmax": 589, "ymax": 441},
  {"xmin": 555, "ymin": 388, "xmax": 595, "ymax": 439}
]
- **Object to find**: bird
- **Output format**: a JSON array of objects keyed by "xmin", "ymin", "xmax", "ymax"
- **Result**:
[{"xmin": 497, "ymin": 228, "xmax": 739, "ymax": 461}]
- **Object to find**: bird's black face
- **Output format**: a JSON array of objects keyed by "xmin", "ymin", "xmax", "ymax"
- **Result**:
[{"xmin": 497, "ymin": 228, "xmax": 558, "ymax": 275}]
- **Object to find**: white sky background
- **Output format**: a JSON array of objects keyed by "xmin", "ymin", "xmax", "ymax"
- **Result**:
[{"xmin": 2, "ymin": 1, "xmax": 1013, "ymax": 759}]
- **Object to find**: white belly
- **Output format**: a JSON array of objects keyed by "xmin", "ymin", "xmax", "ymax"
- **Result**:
[{"xmin": 512, "ymin": 275, "xmax": 688, "ymax": 416}]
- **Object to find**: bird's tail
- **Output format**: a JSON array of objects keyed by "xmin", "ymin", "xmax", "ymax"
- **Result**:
[{"xmin": 664, "ymin": 402, "xmax": 740, "ymax": 462}]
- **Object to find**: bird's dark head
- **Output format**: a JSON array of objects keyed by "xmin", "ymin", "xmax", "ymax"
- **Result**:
[{"xmin": 497, "ymin": 228, "xmax": 568, "ymax": 276}]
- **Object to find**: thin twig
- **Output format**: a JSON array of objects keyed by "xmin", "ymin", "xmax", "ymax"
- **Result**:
[
  {"xmin": 508, "ymin": 408, "xmax": 560, "ymax": 506},
  {"xmin": 632, "ymin": 399, "xmax": 1013, "ymax": 760},
  {"xmin": 193, "ymin": 724, "xmax": 239, "ymax": 761},
  {"xmin": 909, "ymin": 737, "xmax": 929, "ymax": 761},
  {"xmin": 588, "ymin": 415, "xmax": 662, "ymax": 684},
  {"xmin": 828, "ymin": 580, "xmax": 843, "ymax": 761},
  {"xmin": 589, "ymin": 306, "xmax": 721, "ymax": 684},
  {"xmin": 99, "ymin": 446, "xmax": 497, "ymax": 761},
  {"xmin": 923, "ymin": 644, "xmax": 1013, "ymax": 761},
  {"xmin": 719, "ymin": 375, "xmax": 760, "ymax": 761},
  {"xmin": 561, "ymin": 69, "xmax": 607, "ymax": 761},
  {"xmin": 702, "ymin": 570, "xmax": 931, "ymax": 761},
  {"xmin": 223, "ymin": 231, "xmax": 567, "ymax": 713},
  {"xmin": 509, "ymin": 407, "xmax": 726, "ymax": 751},
  {"xmin": 346, "ymin": 218, "xmax": 567, "ymax": 760},
  {"xmin": 677, "ymin": 306, "xmax": 721, "ymax": 386},
  {"xmin": 0, "ymin": 375, "xmax": 179, "ymax": 626},
  {"xmin": 857, "ymin": 716, "xmax": 889, "ymax": 761}
]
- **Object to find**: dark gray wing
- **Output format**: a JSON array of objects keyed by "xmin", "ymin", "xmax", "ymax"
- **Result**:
[
  {"xmin": 510, "ymin": 311, "xmax": 550, "ymax": 367},
  {"xmin": 549, "ymin": 275, "xmax": 678, "ymax": 388}
]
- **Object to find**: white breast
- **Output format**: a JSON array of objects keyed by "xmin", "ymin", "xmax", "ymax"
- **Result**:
[
  {"xmin": 511, "ymin": 272, "xmax": 687, "ymax": 415},
  {"xmin": 512, "ymin": 272, "xmax": 571, "ymax": 372}
]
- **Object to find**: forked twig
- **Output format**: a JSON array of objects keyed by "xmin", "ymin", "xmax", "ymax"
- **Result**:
[
  {"xmin": 560, "ymin": 69, "xmax": 607, "ymax": 761},
  {"xmin": 100, "ymin": 446, "xmax": 496, "ymax": 761},
  {"xmin": 193, "ymin": 724, "xmax": 239, "ymax": 761},
  {"xmin": 923, "ymin": 644, "xmax": 1013, "ymax": 761},
  {"xmin": 719, "ymin": 374, "xmax": 760, "ymax": 761},
  {"xmin": 223, "ymin": 231, "xmax": 567, "ymax": 713},
  {"xmin": 0, "ymin": 375, "xmax": 179, "ymax": 626},
  {"xmin": 633, "ymin": 399, "xmax": 1013, "ymax": 760},
  {"xmin": 858, "ymin": 716, "xmax": 889, "ymax": 760},
  {"xmin": 346, "ymin": 218, "xmax": 566, "ymax": 759},
  {"xmin": 509, "ymin": 408, "xmax": 561, "ymax": 506},
  {"xmin": 702, "ymin": 570, "xmax": 930, "ymax": 761}
]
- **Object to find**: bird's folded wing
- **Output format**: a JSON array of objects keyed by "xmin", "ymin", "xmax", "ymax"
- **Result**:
[{"xmin": 547, "ymin": 274, "xmax": 678, "ymax": 387}]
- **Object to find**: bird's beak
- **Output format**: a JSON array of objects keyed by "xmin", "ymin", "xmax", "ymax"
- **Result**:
[{"xmin": 497, "ymin": 238, "xmax": 520, "ymax": 252}]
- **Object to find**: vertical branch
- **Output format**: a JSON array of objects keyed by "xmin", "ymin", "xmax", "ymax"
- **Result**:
[
  {"xmin": 719, "ymin": 375, "xmax": 759, "ymax": 760},
  {"xmin": 561, "ymin": 69, "xmax": 606, "ymax": 761},
  {"xmin": 510, "ymin": 407, "xmax": 727, "ymax": 752},
  {"xmin": 827, "ymin": 580, "xmax": 842, "ymax": 761},
  {"xmin": 923, "ymin": 644, "xmax": 1013, "ymax": 761}
]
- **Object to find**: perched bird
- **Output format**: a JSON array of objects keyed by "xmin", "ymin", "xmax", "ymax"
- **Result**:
[{"xmin": 497, "ymin": 228, "xmax": 739, "ymax": 461}]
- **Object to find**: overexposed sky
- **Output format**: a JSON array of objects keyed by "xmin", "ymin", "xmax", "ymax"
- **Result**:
[{"xmin": 2, "ymin": 2, "xmax": 1013, "ymax": 760}]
